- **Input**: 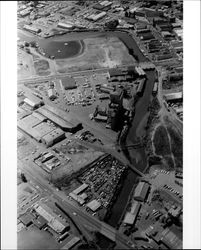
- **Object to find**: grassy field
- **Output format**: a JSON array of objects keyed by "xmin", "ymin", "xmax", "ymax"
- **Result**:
[
  {"xmin": 153, "ymin": 125, "xmax": 171, "ymax": 156},
  {"xmin": 167, "ymin": 126, "xmax": 183, "ymax": 169}
]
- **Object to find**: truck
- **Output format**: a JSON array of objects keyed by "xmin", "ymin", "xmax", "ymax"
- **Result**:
[{"xmin": 152, "ymin": 81, "xmax": 158, "ymax": 95}]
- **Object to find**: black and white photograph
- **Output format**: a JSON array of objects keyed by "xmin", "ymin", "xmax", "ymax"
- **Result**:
[{"xmin": 0, "ymin": 0, "xmax": 201, "ymax": 249}]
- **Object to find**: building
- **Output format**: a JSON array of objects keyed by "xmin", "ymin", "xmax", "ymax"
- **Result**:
[
  {"xmin": 19, "ymin": 213, "xmax": 34, "ymax": 227},
  {"xmin": 168, "ymin": 206, "xmax": 182, "ymax": 217},
  {"xmin": 72, "ymin": 183, "xmax": 88, "ymax": 195},
  {"xmin": 93, "ymin": 1, "xmax": 112, "ymax": 11},
  {"xmin": 34, "ymin": 122, "xmax": 55, "ymax": 138},
  {"xmin": 169, "ymin": 73, "xmax": 183, "ymax": 81},
  {"xmin": 23, "ymin": 25, "xmax": 41, "ymax": 34},
  {"xmin": 160, "ymin": 229, "xmax": 182, "ymax": 249},
  {"xmin": 34, "ymin": 203, "xmax": 70, "ymax": 234},
  {"xmin": 37, "ymin": 105, "xmax": 80, "ymax": 132},
  {"xmin": 32, "ymin": 216, "xmax": 47, "ymax": 229},
  {"xmin": 48, "ymin": 89, "xmax": 57, "ymax": 100},
  {"xmin": 164, "ymin": 92, "xmax": 183, "ymax": 102},
  {"xmin": 86, "ymin": 200, "xmax": 101, "ymax": 212},
  {"xmin": 23, "ymin": 93, "xmax": 44, "ymax": 109},
  {"xmin": 123, "ymin": 201, "xmax": 141, "ymax": 225},
  {"xmin": 57, "ymin": 22, "xmax": 74, "ymax": 29},
  {"xmin": 69, "ymin": 192, "xmax": 85, "ymax": 205},
  {"xmin": 134, "ymin": 182, "xmax": 150, "ymax": 202},
  {"xmin": 110, "ymin": 90, "xmax": 123, "ymax": 105},
  {"xmin": 19, "ymin": 9, "xmax": 31, "ymax": 17},
  {"xmin": 61, "ymin": 77, "xmax": 77, "ymax": 90},
  {"xmin": 135, "ymin": 66, "xmax": 146, "ymax": 76},
  {"xmin": 87, "ymin": 12, "xmax": 107, "ymax": 22},
  {"xmin": 61, "ymin": 236, "xmax": 81, "ymax": 250},
  {"xmin": 109, "ymin": 68, "xmax": 124, "ymax": 78},
  {"xmin": 24, "ymin": 97, "xmax": 43, "ymax": 109},
  {"xmin": 94, "ymin": 114, "xmax": 108, "ymax": 122},
  {"xmin": 123, "ymin": 212, "xmax": 135, "ymax": 225},
  {"xmin": 32, "ymin": 112, "xmax": 47, "ymax": 122},
  {"xmin": 174, "ymin": 28, "xmax": 183, "ymax": 40},
  {"xmin": 41, "ymin": 128, "xmax": 65, "ymax": 147}
]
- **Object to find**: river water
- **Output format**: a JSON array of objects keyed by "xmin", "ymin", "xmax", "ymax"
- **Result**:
[{"xmin": 18, "ymin": 29, "xmax": 155, "ymax": 229}]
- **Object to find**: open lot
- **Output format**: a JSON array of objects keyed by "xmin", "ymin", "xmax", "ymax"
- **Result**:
[{"xmin": 54, "ymin": 36, "xmax": 135, "ymax": 73}]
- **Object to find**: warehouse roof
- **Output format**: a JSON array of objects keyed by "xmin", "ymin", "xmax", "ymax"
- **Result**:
[
  {"xmin": 134, "ymin": 182, "xmax": 150, "ymax": 201},
  {"xmin": 34, "ymin": 203, "xmax": 69, "ymax": 233},
  {"xmin": 19, "ymin": 213, "xmax": 34, "ymax": 226},
  {"xmin": 37, "ymin": 106, "xmax": 75, "ymax": 130},
  {"xmin": 123, "ymin": 212, "xmax": 135, "ymax": 225},
  {"xmin": 86, "ymin": 200, "xmax": 101, "ymax": 211},
  {"xmin": 61, "ymin": 236, "xmax": 81, "ymax": 250},
  {"xmin": 69, "ymin": 192, "xmax": 85, "ymax": 205},
  {"xmin": 61, "ymin": 77, "xmax": 77, "ymax": 90},
  {"xmin": 164, "ymin": 92, "xmax": 182, "ymax": 101},
  {"xmin": 130, "ymin": 201, "xmax": 141, "ymax": 215},
  {"xmin": 109, "ymin": 68, "xmax": 124, "ymax": 77},
  {"xmin": 19, "ymin": 114, "xmax": 41, "ymax": 128},
  {"xmin": 72, "ymin": 183, "xmax": 88, "ymax": 195},
  {"xmin": 33, "ymin": 122, "xmax": 55, "ymax": 137},
  {"xmin": 42, "ymin": 128, "xmax": 65, "ymax": 146},
  {"xmin": 32, "ymin": 112, "xmax": 47, "ymax": 122}
]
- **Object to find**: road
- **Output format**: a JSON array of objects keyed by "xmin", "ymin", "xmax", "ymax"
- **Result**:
[
  {"xmin": 17, "ymin": 62, "xmax": 139, "ymax": 85},
  {"xmin": 18, "ymin": 157, "xmax": 135, "ymax": 249}
]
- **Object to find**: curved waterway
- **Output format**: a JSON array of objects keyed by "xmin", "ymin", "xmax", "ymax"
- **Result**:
[{"xmin": 18, "ymin": 29, "xmax": 156, "ymax": 228}]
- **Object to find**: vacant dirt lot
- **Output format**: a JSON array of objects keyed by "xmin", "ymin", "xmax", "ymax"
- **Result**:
[{"xmin": 56, "ymin": 36, "xmax": 135, "ymax": 73}]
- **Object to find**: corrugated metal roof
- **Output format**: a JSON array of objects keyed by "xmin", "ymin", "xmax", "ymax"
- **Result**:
[
  {"xmin": 86, "ymin": 199, "xmax": 101, "ymax": 211},
  {"xmin": 134, "ymin": 182, "xmax": 149, "ymax": 201},
  {"xmin": 72, "ymin": 183, "xmax": 88, "ymax": 195}
]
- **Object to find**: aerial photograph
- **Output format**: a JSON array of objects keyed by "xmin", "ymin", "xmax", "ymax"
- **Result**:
[{"xmin": 17, "ymin": 0, "xmax": 183, "ymax": 249}]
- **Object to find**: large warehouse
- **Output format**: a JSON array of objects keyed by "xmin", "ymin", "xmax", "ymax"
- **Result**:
[
  {"xmin": 61, "ymin": 77, "xmax": 77, "ymax": 90},
  {"xmin": 37, "ymin": 105, "xmax": 81, "ymax": 132},
  {"xmin": 123, "ymin": 201, "xmax": 141, "ymax": 225},
  {"xmin": 17, "ymin": 113, "xmax": 66, "ymax": 146},
  {"xmin": 134, "ymin": 182, "xmax": 150, "ymax": 202}
]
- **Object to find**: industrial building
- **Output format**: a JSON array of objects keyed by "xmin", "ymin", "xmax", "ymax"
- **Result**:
[
  {"xmin": 72, "ymin": 183, "xmax": 88, "ymax": 195},
  {"xmin": 135, "ymin": 66, "xmax": 146, "ymax": 76},
  {"xmin": 34, "ymin": 203, "xmax": 70, "ymax": 234},
  {"xmin": 109, "ymin": 68, "xmax": 125, "ymax": 78},
  {"xmin": 19, "ymin": 213, "xmax": 34, "ymax": 227},
  {"xmin": 61, "ymin": 77, "xmax": 77, "ymax": 90},
  {"xmin": 86, "ymin": 12, "xmax": 107, "ymax": 22},
  {"xmin": 17, "ymin": 108, "xmax": 32, "ymax": 120},
  {"xmin": 57, "ymin": 22, "xmax": 74, "ymax": 29},
  {"xmin": 18, "ymin": 113, "xmax": 66, "ymax": 146},
  {"xmin": 123, "ymin": 201, "xmax": 141, "ymax": 225},
  {"xmin": 41, "ymin": 128, "xmax": 65, "ymax": 147},
  {"xmin": 134, "ymin": 182, "xmax": 150, "ymax": 202},
  {"xmin": 23, "ymin": 93, "xmax": 44, "ymax": 109},
  {"xmin": 94, "ymin": 114, "xmax": 108, "ymax": 122},
  {"xmin": 32, "ymin": 216, "xmax": 47, "ymax": 229},
  {"xmin": 19, "ymin": 9, "xmax": 31, "ymax": 17},
  {"xmin": 69, "ymin": 192, "xmax": 85, "ymax": 205},
  {"xmin": 48, "ymin": 89, "xmax": 57, "ymax": 100},
  {"xmin": 86, "ymin": 199, "xmax": 101, "ymax": 212},
  {"xmin": 164, "ymin": 92, "xmax": 183, "ymax": 102},
  {"xmin": 23, "ymin": 25, "xmax": 41, "ymax": 34},
  {"xmin": 93, "ymin": 1, "xmax": 112, "ymax": 11},
  {"xmin": 61, "ymin": 236, "xmax": 81, "ymax": 250},
  {"xmin": 110, "ymin": 90, "xmax": 123, "ymax": 105},
  {"xmin": 123, "ymin": 212, "xmax": 135, "ymax": 225},
  {"xmin": 37, "ymin": 105, "xmax": 80, "ymax": 132}
]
